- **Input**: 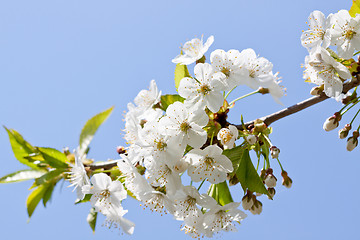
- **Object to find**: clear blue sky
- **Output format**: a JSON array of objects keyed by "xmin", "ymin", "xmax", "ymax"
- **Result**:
[{"xmin": 0, "ymin": 0, "xmax": 357, "ymax": 239}]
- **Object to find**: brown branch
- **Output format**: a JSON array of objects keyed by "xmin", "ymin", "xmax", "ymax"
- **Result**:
[
  {"xmin": 89, "ymin": 76, "xmax": 360, "ymax": 169},
  {"xmin": 235, "ymin": 75, "xmax": 360, "ymax": 130}
]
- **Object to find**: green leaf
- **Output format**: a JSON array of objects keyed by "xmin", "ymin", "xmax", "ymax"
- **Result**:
[
  {"xmin": 223, "ymin": 146, "xmax": 268, "ymax": 195},
  {"xmin": 174, "ymin": 63, "xmax": 190, "ymax": 90},
  {"xmin": 87, "ymin": 207, "xmax": 98, "ymax": 233},
  {"xmin": 42, "ymin": 181, "xmax": 56, "ymax": 207},
  {"xmin": 37, "ymin": 147, "xmax": 69, "ymax": 169},
  {"xmin": 207, "ymin": 181, "xmax": 233, "ymax": 206},
  {"xmin": 79, "ymin": 106, "xmax": 114, "ymax": 155},
  {"xmin": 0, "ymin": 169, "xmax": 45, "ymax": 183},
  {"xmin": 4, "ymin": 127, "xmax": 40, "ymax": 170},
  {"xmin": 26, "ymin": 184, "xmax": 47, "ymax": 218},
  {"xmin": 237, "ymin": 149, "xmax": 268, "ymax": 195},
  {"xmin": 349, "ymin": 0, "xmax": 360, "ymax": 17},
  {"xmin": 160, "ymin": 94, "xmax": 185, "ymax": 111},
  {"xmin": 34, "ymin": 169, "xmax": 64, "ymax": 186}
]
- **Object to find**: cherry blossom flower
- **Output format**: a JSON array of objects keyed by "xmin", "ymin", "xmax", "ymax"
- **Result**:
[
  {"xmin": 303, "ymin": 47, "xmax": 351, "ymax": 98},
  {"xmin": 103, "ymin": 205, "xmax": 135, "ymax": 235},
  {"xmin": 210, "ymin": 49, "xmax": 246, "ymax": 90},
  {"xmin": 172, "ymin": 35, "xmax": 214, "ymax": 65},
  {"xmin": 330, "ymin": 10, "xmax": 360, "ymax": 59},
  {"xmin": 301, "ymin": 10, "xmax": 332, "ymax": 52},
  {"xmin": 185, "ymin": 145, "xmax": 233, "ymax": 184},
  {"xmin": 178, "ymin": 63, "xmax": 226, "ymax": 113},
  {"xmin": 159, "ymin": 101, "xmax": 208, "ymax": 149},
  {"xmin": 82, "ymin": 173, "xmax": 127, "ymax": 214},
  {"xmin": 203, "ymin": 202, "xmax": 247, "ymax": 237},
  {"xmin": 217, "ymin": 125, "xmax": 238, "ymax": 149},
  {"xmin": 68, "ymin": 150, "xmax": 90, "ymax": 200},
  {"xmin": 134, "ymin": 80, "xmax": 161, "ymax": 109}
]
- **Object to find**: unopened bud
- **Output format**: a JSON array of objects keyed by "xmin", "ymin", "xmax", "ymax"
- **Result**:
[
  {"xmin": 241, "ymin": 191, "xmax": 254, "ymax": 210},
  {"xmin": 265, "ymin": 174, "xmax": 277, "ymax": 188},
  {"xmin": 270, "ymin": 146, "xmax": 280, "ymax": 159},
  {"xmin": 267, "ymin": 188, "xmax": 276, "ymax": 199},
  {"xmin": 253, "ymin": 119, "xmax": 267, "ymax": 133},
  {"xmin": 346, "ymin": 131, "xmax": 359, "ymax": 151},
  {"xmin": 310, "ymin": 86, "xmax": 322, "ymax": 96},
  {"xmin": 259, "ymin": 168, "xmax": 266, "ymax": 180},
  {"xmin": 282, "ymin": 176, "xmax": 293, "ymax": 189},
  {"xmin": 258, "ymin": 87, "xmax": 269, "ymax": 95},
  {"xmin": 245, "ymin": 134, "xmax": 257, "ymax": 145},
  {"xmin": 323, "ymin": 113, "xmax": 341, "ymax": 131},
  {"xmin": 116, "ymin": 146, "xmax": 126, "ymax": 155},
  {"xmin": 250, "ymin": 199, "xmax": 263, "ymax": 215},
  {"xmin": 338, "ymin": 124, "xmax": 352, "ymax": 139}
]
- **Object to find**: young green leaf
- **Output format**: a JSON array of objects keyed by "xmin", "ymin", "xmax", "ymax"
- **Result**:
[
  {"xmin": 208, "ymin": 181, "xmax": 233, "ymax": 206},
  {"xmin": 0, "ymin": 169, "xmax": 45, "ymax": 183},
  {"xmin": 160, "ymin": 94, "xmax": 185, "ymax": 111},
  {"xmin": 37, "ymin": 147, "xmax": 69, "ymax": 169},
  {"xmin": 34, "ymin": 169, "xmax": 64, "ymax": 186},
  {"xmin": 349, "ymin": 0, "xmax": 360, "ymax": 17},
  {"xmin": 26, "ymin": 184, "xmax": 47, "ymax": 218},
  {"xmin": 87, "ymin": 207, "xmax": 98, "ymax": 233},
  {"xmin": 174, "ymin": 63, "xmax": 190, "ymax": 90},
  {"xmin": 79, "ymin": 106, "xmax": 114, "ymax": 155},
  {"xmin": 4, "ymin": 127, "xmax": 40, "ymax": 170},
  {"xmin": 42, "ymin": 181, "xmax": 56, "ymax": 207}
]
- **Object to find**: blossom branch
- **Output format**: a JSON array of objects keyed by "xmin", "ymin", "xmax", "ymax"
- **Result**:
[{"xmin": 236, "ymin": 75, "xmax": 360, "ymax": 130}]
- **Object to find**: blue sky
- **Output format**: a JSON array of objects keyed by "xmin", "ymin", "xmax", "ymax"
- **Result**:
[{"xmin": 0, "ymin": 0, "xmax": 357, "ymax": 239}]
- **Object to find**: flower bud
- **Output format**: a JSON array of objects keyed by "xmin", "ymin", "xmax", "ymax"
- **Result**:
[
  {"xmin": 259, "ymin": 168, "xmax": 266, "ymax": 180},
  {"xmin": 346, "ymin": 131, "xmax": 359, "ymax": 151},
  {"xmin": 245, "ymin": 134, "xmax": 257, "ymax": 145},
  {"xmin": 338, "ymin": 124, "xmax": 351, "ymax": 139},
  {"xmin": 267, "ymin": 188, "xmax": 276, "ymax": 199},
  {"xmin": 250, "ymin": 199, "xmax": 263, "ymax": 215},
  {"xmin": 281, "ymin": 171, "xmax": 293, "ymax": 188},
  {"xmin": 241, "ymin": 191, "xmax": 254, "ymax": 210},
  {"xmin": 253, "ymin": 119, "xmax": 267, "ymax": 133},
  {"xmin": 116, "ymin": 146, "xmax": 126, "ymax": 155},
  {"xmin": 264, "ymin": 174, "xmax": 277, "ymax": 188},
  {"xmin": 323, "ymin": 112, "xmax": 341, "ymax": 131},
  {"xmin": 310, "ymin": 86, "xmax": 322, "ymax": 96},
  {"xmin": 270, "ymin": 146, "xmax": 280, "ymax": 159}
]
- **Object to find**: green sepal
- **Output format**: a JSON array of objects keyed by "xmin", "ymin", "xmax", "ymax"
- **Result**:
[{"xmin": 75, "ymin": 194, "xmax": 92, "ymax": 204}]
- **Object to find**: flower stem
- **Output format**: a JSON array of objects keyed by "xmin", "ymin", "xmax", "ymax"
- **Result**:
[
  {"xmin": 197, "ymin": 179, "xmax": 206, "ymax": 191},
  {"xmin": 350, "ymin": 108, "xmax": 360, "ymax": 125},
  {"xmin": 224, "ymin": 86, "xmax": 237, "ymax": 100},
  {"xmin": 229, "ymin": 90, "xmax": 260, "ymax": 106},
  {"xmin": 276, "ymin": 158, "xmax": 284, "ymax": 171},
  {"xmin": 341, "ymin": 99, "xmax": 360, "ymax": 116}
]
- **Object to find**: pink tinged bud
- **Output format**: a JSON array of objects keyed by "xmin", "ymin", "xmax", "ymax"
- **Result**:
[
  {"xmin": 339, "ymin": 124, "xmax": 351, "ymax": 139},
  {"xmin": 310, "ymin": 86, "xmax": 322, "ymax": 96},
  {"xmin": 347, "ymin": 137, "xmax": 358, "ymax": 151},
  {"xmin": 242, "ymin": 194, "xmax": 254, "ymax": 210},
  {"xmin": 264, "ymin": 174, "xmax": 277, "ymax": 188},
  {"xmin": 270, "ymin": 146, "xmax": 280, "ymax": 159},
  {"xmin": 250, "ymin": 200, "xmax": 263, "ymax": 215},
  {"xmin": 323, "ymin": 117, "xmax": 339, "ymax": 131},
  {"xmin": 245, "ymin": 134, "xmax": 257, "ymax": 145}
]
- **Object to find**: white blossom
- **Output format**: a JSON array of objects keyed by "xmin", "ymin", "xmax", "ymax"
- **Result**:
[
  {"xmin": 159, "ymin": 101, "xmax": 208, "ymax": 149},
  {"xmin": 103, "ymin": 205, "xmax": 135, "ymax": 235},
  {"xmin": 330, "ymin": 10, "xmax": 360, "ymax": 59},
  {"xmin": 178, "ymin": 63, "xmax": 226, "ymax": 113},
  {"xmin": 68, "ymin": 150, "xmax": 90, "ymax": 200},
  {"xmin": 301, "ymin": 10, "xmax": 332, "ymax": 52},
  {"xmin": 203, "ymin": 202, "xmax": 247, "ymax": 238},
  {"xmin": 82, "ymin": 173, "xmax": 127, "ymax": 214},
  {"xmin": 172, "ymin": 35, "xmax": 214, "ymax": 65},
  {"xmin": 186, "ymin": 145, "xmax": 233, "ymax": 184},
  {"xmin": 304, "ymin": 47, "xmax": 351, "ymax": 98},
  {"xmin": 210, "ymin": 49, "xmax": 246, "ymax": 90},
  {"xmin": 134, "ymin": 80, "xmax": 161, "ymax": 109},
  {"xmin": 217, "ymin": 125, "xmax": 238, "ymax": 149}
]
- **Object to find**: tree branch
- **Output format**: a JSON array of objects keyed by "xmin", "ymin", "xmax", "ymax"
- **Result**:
[
  {"xmin": 89, "ymin": 76, "xmax": 360, "ymax": 169},
  {"xmin": 235, "ymin": 75, "xmax": 360, "ymax": 130}
]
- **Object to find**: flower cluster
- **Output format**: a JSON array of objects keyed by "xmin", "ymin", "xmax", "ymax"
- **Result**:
[
  {"xmin": 67, "ymin": 36, "xmax": 288, "ymax": 237},
  {"xmin": 302, "ymin": 10, "xmax": 358, "ymax": 98}
]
